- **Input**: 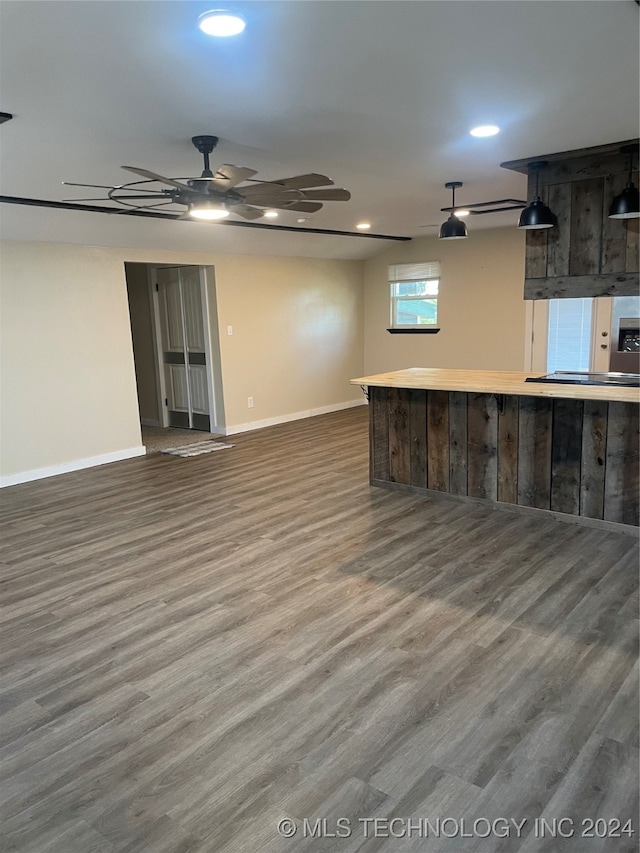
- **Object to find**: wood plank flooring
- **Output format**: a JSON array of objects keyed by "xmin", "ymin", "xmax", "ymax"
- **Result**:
[{"xmin": 1, "ymin": 406, "xmax": 638, "ymax": 853}]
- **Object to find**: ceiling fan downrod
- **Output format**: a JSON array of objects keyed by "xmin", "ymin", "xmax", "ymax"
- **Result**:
[{"xmin": 191, "ymin": 135, "xmax": 219, "ymax": 177}]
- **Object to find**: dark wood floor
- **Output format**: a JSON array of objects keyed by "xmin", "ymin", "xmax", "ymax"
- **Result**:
[{"xmin": 1, "ymin": 406, "xmax": 638, "ymax": 853}]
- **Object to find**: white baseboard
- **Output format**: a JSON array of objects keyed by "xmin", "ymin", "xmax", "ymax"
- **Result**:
[
  {"xmin": 0, "ymin": 446, "xmax": 147, "ymax": 488},
  {"xmin": 221, "ymin": 398, "xmax": 367, "ymax": 436},
  {"xmin": 0, "ymin": 400, "xmax": 367, "ymax": 485}
]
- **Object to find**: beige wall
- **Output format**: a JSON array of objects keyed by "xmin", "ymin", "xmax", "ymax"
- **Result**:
[
  {"xmin": 212, "ymin": 254, "xmax": 364, "ymax": 427},
  {"xmin": 130, "ymin": 254, "xmax": 364, "ymax": 430},
  {"xmin": 0, "ymin": 242, "xmax": 143, "ymax": 478},
  {"xmin": 364, "ymin": 227, "xmax": 527, "ymax": 374},
  {"xmin": 0, "ymin": 241, "xmax": 364, "ymax": 481},
  {"xmin": 1, "ymin": 228, "xmax": 528, "ymax": 482},
  {"xmin": 125, "ymin": 262, "xmax": 159, "ymax": 423}
]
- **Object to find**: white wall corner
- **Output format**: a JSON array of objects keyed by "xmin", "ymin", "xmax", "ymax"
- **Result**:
[
  {"xmin": 221, "ymin": 398, "xmax": 367, "ymax": 436},
  {"xmin": 0, "ymin": 446, "xmax": 147, "ymax": 488}
]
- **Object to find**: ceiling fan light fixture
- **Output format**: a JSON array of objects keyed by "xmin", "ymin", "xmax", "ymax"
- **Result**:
[
  {"xmin": 470, "ymin": 125, "xmax": 500, "ymax": 138},
  {"xmin": 198, "ymin": 10, "xmax": 246, "ymax": 37},
  {"xmin": 439, "ymin": 182, "xmax": 468, "ymax": 239},
  {"xmin": 188, "ymin": 200, "xmax": 230, "ymax": 220},
  {"xmin": 518, "ymin": 161, "xmax": 556, "ymax": 230},
  {"xmin": 608, "ymin": 144, "xmax": 640, "ymax": 220}
]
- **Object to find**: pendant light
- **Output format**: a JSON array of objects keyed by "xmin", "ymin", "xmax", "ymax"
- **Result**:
[
  {"xmin": 518, "ymin": 161, "xmax": 556, "ymax": 229},
  {"xmin": 439, "ymin": 182, "xmax": 468, "ymax": 239},
  {"xmin": 608, "ymin": 144, "xmax": 640, "ymax": 220}
]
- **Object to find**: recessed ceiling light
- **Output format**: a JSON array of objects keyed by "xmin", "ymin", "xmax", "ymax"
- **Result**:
[
  {"xmin": 198, "ymin": 10, "xmax": 246, "ymax": 37},
  {"xmin": 263, "ymin": 210, "xmax": 278, "ymax": 219},
  {"xmin": 470, "ymin": 125, "xmax": 500, "ymax": 138},
  {"xmin": 356, "ymin": 222, "xmax": 371, "ymax": 230},
  {"xmin": 297, "ymin": 217, "xmax": 309, "ymax": 223}
]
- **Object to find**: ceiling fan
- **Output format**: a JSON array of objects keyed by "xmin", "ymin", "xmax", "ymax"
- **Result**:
[{"xmin": 63, "ymin": 135, "xmax": 351, "ymax": 221}]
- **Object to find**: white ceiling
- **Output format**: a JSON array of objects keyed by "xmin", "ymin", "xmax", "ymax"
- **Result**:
[{"xmin": 0, "ymin": 0, "xmax": 638, "ymax": 260}]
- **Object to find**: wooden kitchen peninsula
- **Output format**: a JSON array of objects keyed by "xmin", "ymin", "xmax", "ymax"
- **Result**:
[{"xmin": 351, "ymin": 368, "xmax": 640, "ymax": 529}]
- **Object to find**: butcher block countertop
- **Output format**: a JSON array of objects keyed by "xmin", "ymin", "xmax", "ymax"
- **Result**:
[{"xmin": 351, "ymin": 368, "xmax": 640, "ymax": 404}]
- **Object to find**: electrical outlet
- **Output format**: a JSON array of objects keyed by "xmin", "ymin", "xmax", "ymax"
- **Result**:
[
  {"xmin": 248, "ymin": 396, "xmax": 254, "ymax": 409},
  {"xmin": 227, "ymin": 325, "xmax": 233, "ymax": 336}
]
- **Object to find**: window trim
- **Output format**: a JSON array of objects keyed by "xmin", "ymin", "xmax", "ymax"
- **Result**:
[
  {"xmin": 386, "ymin": 327, "xmax": 441, "ymax": 334},
  {"xmin": 388, "ymin": 261, "xmax": 441, "ymax": 331}
]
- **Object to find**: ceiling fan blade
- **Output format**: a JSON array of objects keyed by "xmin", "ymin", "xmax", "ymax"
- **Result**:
[
  {"xmin": 121, "ymin": 166, "xmax": 193, "ymax": 193},
  {"xmin": 300, "ymin": 188, "xmax": 351, "ymax": 201},
  {"xmin": 270, "ymin": 173, "xmax": 334, "ymax": 190},
  {"xmin": 63, "ymin": 193, "xmax": 172, "ymax": 202},
  {"xmin": 232, "ymin": 204, "xmax": 265, "ymax": 220},
  {"xmin": 282, "ymin": 201, "xmax": 323, "ymax": 213},
  {"xmin": 237, "ymin": 194, "xmax": 302, "ymax": 209},
  {"xmin": 210, "ymin": 165, "xmax": 258, "ymax": 189},
  {"xmin": 112, "ymin": 200, "xmax": 180, "ymax": 215},
  {"xmin": 239, "ymin": 184, "xmax": 301, "ymax": 200},
  {"xmin": 241, "ymin": 196, "xmax": 309, "ymax": 212},
  {"xmin": 62, "ymin": 181, "xmax": 118, "ymax": 190},
  {"xmin": 62, "ymin": 196, "xmax": 111, "ymax": 202},
  {"xmin": 137, "ymin": 200, "xmax": 181, "ymax": 210}
]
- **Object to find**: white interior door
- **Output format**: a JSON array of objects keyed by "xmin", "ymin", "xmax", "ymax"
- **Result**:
[
  {"xmin": 157, "ymin": 266, "xmax": 212, "ymax": 430},
  {"xmin": 181, "ymin": 267, "xmax": 210, "ymax": 429}
]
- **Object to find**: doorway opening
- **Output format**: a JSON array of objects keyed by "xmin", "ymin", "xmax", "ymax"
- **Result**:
[
  {"xmin": 124, "ymin": 262, "xmax": 226, "ymax": 452},
  {"xmin": 529, "ymin": 295, "xmax": 640, "ymax": 374}
]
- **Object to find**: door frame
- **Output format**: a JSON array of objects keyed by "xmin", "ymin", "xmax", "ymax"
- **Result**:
[
  {"xmin": 146, "ymin": 265, "xmax": 166, "ymax": 426},
  {"xmin": 147, "ymin": 264, "xmax": 220, "ymax": 431},
  {"xmin": 199, "ymin": 266, "xmax": 219, "ymax": 430}
]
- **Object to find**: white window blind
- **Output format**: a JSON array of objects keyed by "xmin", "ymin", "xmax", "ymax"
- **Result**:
[
  {"xmin": 547, "ymin": 298, "xmax": 593, "ymax": 372},
  {"xmin": 388, "ymin": 261, "xmax": 441, "ymax": 282}
]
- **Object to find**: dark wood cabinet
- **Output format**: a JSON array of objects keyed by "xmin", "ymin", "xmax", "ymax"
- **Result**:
[{"xmin": 502, "ymin": 140, "xmax": 639, "ymax": 300}]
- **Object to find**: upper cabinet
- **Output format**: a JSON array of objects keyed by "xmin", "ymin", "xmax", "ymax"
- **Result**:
[{"xmin": 502, "ymin": 140, "xmax": 639, "ymax": 300}]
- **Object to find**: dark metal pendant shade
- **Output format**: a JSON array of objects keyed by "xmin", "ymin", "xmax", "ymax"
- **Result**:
[
  {"xmin": 439, "ymin": 181, "xmax": 468, "ymax": 239},
  {"xmin": 518, "ymin": 161, "xmax": 556, "ymax": 230},
  {"xmin": 608, "ymin": 183, "xmax": 640, "ymax": 219},
  {"xmin": 439, "ymin": 214, "xmax": 468, "ymax": 239},
  {"xmin": 609, "ymin": 144, "xmax": 640, "ymax": 220},
  {"xmin": 518, "ymin": 197, "xmax": 557, "ymax": 229}
]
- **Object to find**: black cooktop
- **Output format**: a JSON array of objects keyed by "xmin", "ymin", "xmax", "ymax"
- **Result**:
[{"xmin": 525, "ymin": 371, "xmax": 640, "ymax": 388}]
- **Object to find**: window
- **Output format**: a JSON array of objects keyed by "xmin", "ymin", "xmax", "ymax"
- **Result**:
[{"xmin": 389, "ymin": 261, "xmax": 441, "ymax": 331}]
